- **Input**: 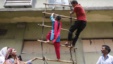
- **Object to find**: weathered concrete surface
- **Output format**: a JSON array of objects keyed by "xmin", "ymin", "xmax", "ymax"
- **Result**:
[{"xmin": 0, "ymin": 10, "xmax": 113, "ymax": 23}]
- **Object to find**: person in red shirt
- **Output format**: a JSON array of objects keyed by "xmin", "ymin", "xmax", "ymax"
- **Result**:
[{"xmin": 65, "ymin": 0, "xmax": 87, "ymax": 47}]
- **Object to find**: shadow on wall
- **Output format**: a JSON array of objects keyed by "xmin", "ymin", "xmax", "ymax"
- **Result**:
[{"xmin": 0, "ymin": 29, "xmax": 7, "ymax": 36}]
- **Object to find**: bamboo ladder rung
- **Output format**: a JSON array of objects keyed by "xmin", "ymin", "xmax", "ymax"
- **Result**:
[{"xmin": 35, "ymin": 57, "xmax": 76, "ymax": 63}]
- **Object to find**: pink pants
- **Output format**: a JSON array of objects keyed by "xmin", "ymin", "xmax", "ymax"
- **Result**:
[
  {"xmin": 46, "ymin": 31, "xmax": 60, "ymax": 59},
  {"xmin": 54, "ymin": 42, "xmax": 60, "ymax": 59}
]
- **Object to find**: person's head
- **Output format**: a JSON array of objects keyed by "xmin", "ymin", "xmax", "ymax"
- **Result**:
[
  {"xmin": 11, "ymin": 49, "xmax": 17, "ymax": 56},
  {"xmin": 71, "ymin": 0, "xmax": 78, "ymax": 7},
  {"xmin": 8, "ymin": 48, "xmax": 13, "ymax": 54},
  {"xmin": 101, "ymin": 45, "xmax": 111, "ymax": 54},
  {"xmin": 55, "ymin": 15, "xmax": 61, "ymax": 21},
  {"xmin": 0, "ymin": 47, "xmax": 13, "ymax": 59}
]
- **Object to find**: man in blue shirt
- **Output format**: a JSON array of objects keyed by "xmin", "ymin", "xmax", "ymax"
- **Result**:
[{"xmin": 96, "ymin": 45, "xmax": 113, "ymax": 64}]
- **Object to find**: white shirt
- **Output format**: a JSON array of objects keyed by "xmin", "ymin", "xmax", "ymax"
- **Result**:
[
  {"xmin": 0, "ymin": 47, "xmax": 8, "ymax": 57},
  {"xmin": 96, "ymin": 54, "xmax": 113, "ymax": 64},
  {"xmin": 0, "ymin": 51, "xmax": 5, "ymax": 64},
  {"xmin": 0, "ymin": 47, "xmax": 8, "ymax": 64}
]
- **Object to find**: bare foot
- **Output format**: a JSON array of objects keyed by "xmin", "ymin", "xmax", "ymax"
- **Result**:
[
  {"xmin": 57, "ymin": 59, "xmax": 60, "ymax": 61},
  {"xmin": 46, "ymin": 40, "xmax": 50, "ymax": 43},
  {"xmin": 68, "ymin": 45, "xmax": 73, "ymax": 48},
  {"xmin": 64, "ymin": 42, "xmax": 70, "ymax": 46}
]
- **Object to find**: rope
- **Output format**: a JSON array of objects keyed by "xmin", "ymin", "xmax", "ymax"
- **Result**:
[
  {"xmin": 39, "ymin": 4, "xmax": 48, "ymax": 64},
  {"xmin": 69, "ymin": 1, "xmax": 75, "ymax": 64},
  {"xmin": 39, "ymin": 2, "xmax": 76, "ymax": 64},
  {"xmin": 70, "ymin": 47, "xmax": 75, "ymax": 64},
  {"xmin": 39, "ymin": 4, "xmax": 56, "ymax": 64}
]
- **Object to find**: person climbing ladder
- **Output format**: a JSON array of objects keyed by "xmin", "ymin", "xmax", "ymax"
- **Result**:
[
  {"xmin": 46, "ymin": 13, "xmax": 62, "ymax": 61},
  {"xmin": 65, "ymin": 0, "xmax": 87, "ymax": 47}
]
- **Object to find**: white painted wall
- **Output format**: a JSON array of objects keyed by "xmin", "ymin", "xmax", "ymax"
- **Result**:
[
  {"xmin": 0, "ymin": 0, "xmax": 6, "ymax": 8},
  {"xmin": 0, "ymin": 0, "xmax": 113, "ymax": 9},
  {"xmin": 0, "ymin": 0, "xmax": 47, "ymax": 9},
  {"xmin": 33, "ymin": 0, "xmax": 46, "ymax": 8}
]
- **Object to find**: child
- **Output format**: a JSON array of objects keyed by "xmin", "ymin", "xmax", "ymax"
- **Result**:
[{"xmin": 46, "ymin": 13, "xmax": 62, "ymax": 61}]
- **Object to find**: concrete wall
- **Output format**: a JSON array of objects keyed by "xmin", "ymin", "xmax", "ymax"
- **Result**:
[
  {"xmin": 81, "ymin": 22, "xmax": 113, "ymax": 38},
  {"xmin": 0, "ymin": 20, "xmax": 113, "ymax": 57},
  {"xmin": 0, "ymin": 22, "xmax": 113, "ymax": 64},
  {"xmin": 0, "ymin": 0, "xmax": 113, "ymax": 9},
  {"xmin": 0, "ymin": 10, "xmax": 113, "ymax": 23},
  {"xmin": 24, "ymin": 22, "xmax": 113, "ymax": 39},
  {"xmin": 0, "ymin": 0, "xmax": 46, "ymax": 9},
  {"xmin": 0, "ymin": 0, "xmax": 5, "ymax": 8},
  {"xmin": 0, "ymin": 22, "xmax": 112, "ymax": 40},
  {"xmin": 0, "ymin": 23, "xmax": 25, "ymax": 54}
]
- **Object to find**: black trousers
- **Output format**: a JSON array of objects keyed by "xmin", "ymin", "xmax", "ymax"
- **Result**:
[{"xmin": 68, "ymin": 20, "xmax": 86, "ymax": 46}]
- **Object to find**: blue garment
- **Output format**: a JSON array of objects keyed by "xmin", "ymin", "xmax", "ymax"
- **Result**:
[
  {"xmin": 50, "ymin": 15, "xmax": 55, "ymax": 40},
  {"xmin": 50, "ymin": 14, "xmax": 60, "ymax": 42},
  {"xmin": 56, "ymin": 36, "xmax": 60, "ymax": 42}
]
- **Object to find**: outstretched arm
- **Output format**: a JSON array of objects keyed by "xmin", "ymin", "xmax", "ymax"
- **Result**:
[{"xmin": 50, "ymin": 13, "xmax": 55, "ymax": 22}]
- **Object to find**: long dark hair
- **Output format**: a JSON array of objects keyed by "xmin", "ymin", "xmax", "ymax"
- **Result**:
[{"xmin": 56, "ymin": 16, "xmax": 61, "ymax": 21}]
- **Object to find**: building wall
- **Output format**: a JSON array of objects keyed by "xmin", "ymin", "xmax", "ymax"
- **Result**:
[
  {"xmin": 24, "ymin": 22, "xmax": 113, "ymax": 39},
  {"xmin": 0, "ymin": 10, "xmax": 113, "ymax": 23},
  {"xmin": 0, "ymin": 22, "xmax": 113, "ymax": 40},
  {"xmin": 0, "ymin": 0, "xmax": 46, "ymax": 9},
  {"xmin": 0, "ymin": 0, "xmax": 113, "ymax": 64},
  {"xmin": 0, "ymin": 22, "xmax": 113, "ymax": 64},
  {"xmin": 0, "ymin": 23, "xmax": 25, "ymax": 54},
  {"xmin": 0, "ymin": 0, "xmax": 113, "ymax": 10},
  {"xmin": 0, "ymin": 0, "xmax": 5, "ymax": 8}
]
